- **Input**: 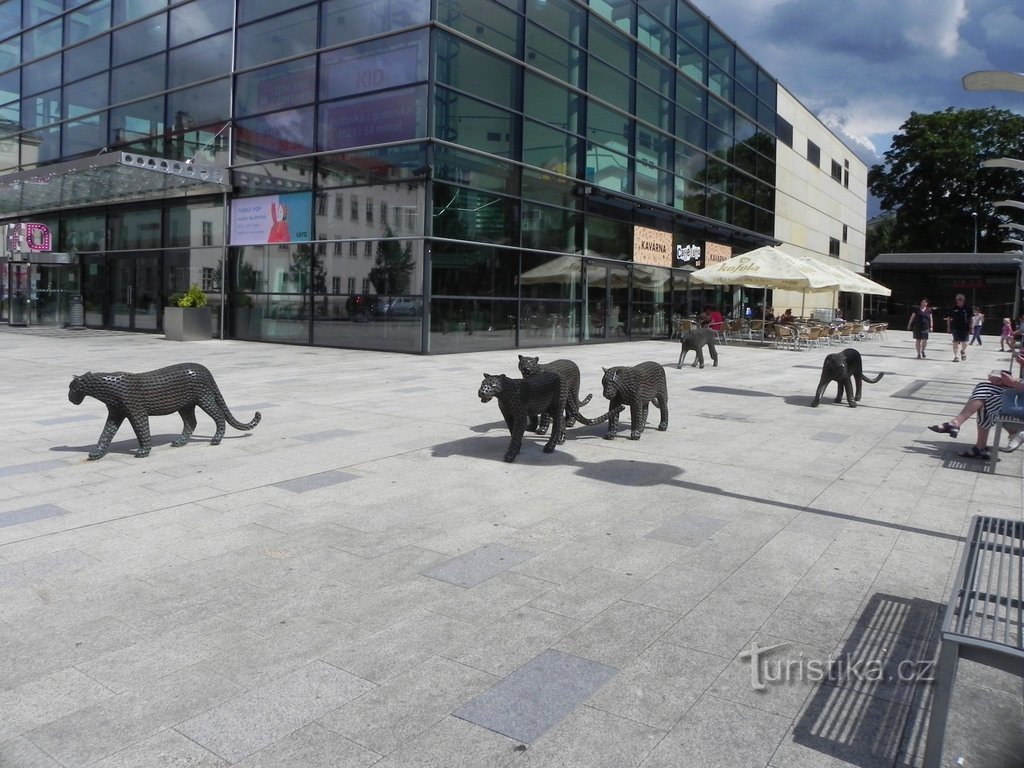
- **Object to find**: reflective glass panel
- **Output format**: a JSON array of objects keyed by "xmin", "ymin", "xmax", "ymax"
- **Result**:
[
  {"xmin": 318, "ymin": 85, "xmax": 426, "ymax": 152},
  {"xmin": 586, "ymin": 101, "xmax": 629, "ymax": 154},
  {"xmin": 590, "ymin": 0, "xmax": 631, "ymax": 34},
  {"xmin": 637, "ymin": 12, "xmax": 671, "ymax": 59},
  {"xmin": 587, "ymin": 57, "xmax": 629, "ymax": 111},
  {"xmin": 708, "ymin": 64, "xmax": 732, "ymax": 100},
  {"xmin": 676, "ymin": 39, "xmax": 705, "ymax": 84},
  {"xmin": 319, "ymin": 30, "xmax": 427, "ymax": 101},
  {"xmin": 236, "ymin": 56, "xmax": 315, "ymax": 118},
  {"xmin": 20, "ymin": 87, "xmax": 60, "ymax": 128},
  {"xmin": 677, "ymin": 2, "xmax": 706, "ymax": 50},
  {"xmin": 525, "ymin": 23, "xmax": 582, "ymax": 87},
  {"xmin": 0, "ymin": 34, "xmax": 19, "ymax": 71},
  {"xmin": 523, "ymin": 120, "xmax": 577, "ymax": 177},
  {"xmin": 112, "ymin": 0, "xmax": 164, "ymax": 24},
  {"xmin": 521, "ymin": 200, "xmax": 576, "ymax": 252},
  {"xmin": 636, "ymin": 84, "xmax": 671, "ymax": 132},
  {"xmin": 588, "ymin": 16, "xmax": 630, "ymax": 70},
  {"xmin": 708, "ymin": 27, "xmax": 731, "ymax": 73},
  {"xmin": 236, "ymin": 5, "xmax": 317, "ymax": 70},
  {"xmin": 24, "ymin": 17, "xmax": 62, "ymax": 59},
  {"xmin": 109, "ymin": 206, "xmax": 161, "ymax": 249},
  {"xmin": 435, "ymin": 34, "xmax": 517, "ymax": 108},
  {"xmin": 169, "ymin": 0, "xmax": 231, "ymax": 46},
  {"xmin": 62, "ymin": 110, "xmax": 107, "ymax": 155},
  {"xmin": 585, "ymin": 142, "xmax": 629, "ymax": 194},
  {"xmin": 110, "ymin": 95, "xmax": 164, "ymax": 151},
  {"xmin": 65, "ymin": 0, "xmax": 110, "ymax": 45},
  {"xmin": 22, "ymin": 53, "xmax": 61, "ymax": 96},
  {"xmin": 25, "ymin": 0, "xmax": 61, "ymax": 26},
  {"xmin": 320, "ymin": 0, "xmax": 428, "ymax": 47},
  {"xmin": 523, "ymin": 73, "xmax": 578, "ymax": 132},
  {"xmin": 434, "ymin": 87, "xmax": 513, "ymax": 158},
  {"xmin": 434, "ymin": 144, "xmax": 517, "ymax": 194},
  {"xmin": 166, "ymin": 78, "xmax": 228, "ymax": 127},
  {"xmin": 0, "ymin": 0, "xmax": 20, "ymax": 28},
  {"xmin": 235, "ymin": 106, "xmax": 314, "ymax": 160},
  {"xmin": 433, "ymin": 183, "xmax": 515, "ymax": 245},
  {"xmin": 431, "ymin": 239, "xmax": 518, "ymax": 297},
  {"xmin": 60, "ymin": 212, "xmax": 105, "ymax": 252},
  {"xmin": 525, "ymin": 0, "xmax": 584, "ymax": 45},
  {"xmin": 0, "ymin": 70, "xmax": 18, "ymax": 105},
  {"xmin": 521, "ymin": 167, "xmax": 579, "ymax": 209},
  {"xmin": 735, "ymin": 50, "xmax": 757, "ymax": 92},
  {"xmin": 63, "ymin": 71, "xmax": 107, "ymax": 117},
  {"xmin": 168, "ymin": 30, "xmax": 230, "ymax": 88},
  {"xmin": 111, "ymin": 53, "xmax": 165, "ymax": 103},
  {"xmin": 437, "ymin": 0, "xmax": 519, "ymax": 56},
  {"xmin": 238, "ymin": 0, "xmax": 314, "ymax": 24},
  {"xmin": 64, "ymin": 34, "xmax": 109, "ymax": 80},
  {"xmin": 112, "ymin": 12, "xmax": 166, "ymax": 66}
]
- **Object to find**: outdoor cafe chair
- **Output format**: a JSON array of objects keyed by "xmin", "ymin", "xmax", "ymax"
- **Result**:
[{"xmin": 773, "ymin": 323, "xmax": 798, "ymax": 350}]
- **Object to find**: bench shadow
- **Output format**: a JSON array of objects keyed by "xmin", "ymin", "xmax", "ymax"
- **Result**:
[{"xmin": 790, "ymin": 593, "xmax": 941, "ymax": 768}]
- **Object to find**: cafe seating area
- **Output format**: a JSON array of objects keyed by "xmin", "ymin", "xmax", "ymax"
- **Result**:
[{"xmin": 671, "ymin": 314, "xmax": 890, "ymax": 351}]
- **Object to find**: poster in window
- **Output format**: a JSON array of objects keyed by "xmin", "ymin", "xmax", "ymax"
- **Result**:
[{"xmin": 230, "ymin": 192, "xmax": 312, "ymax": 246}]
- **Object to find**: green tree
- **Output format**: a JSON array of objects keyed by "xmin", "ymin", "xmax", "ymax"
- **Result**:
[
  {"xmin": 867, "ymin": 108, "xmax": 1024, "ymax": 253},
  {"xmin": 287, "ymin": 244, "xmax": 326, "ymax": 314},
  {"xmin": 369, "ymin": 226, "xmax": 414, "ymax": 295}
]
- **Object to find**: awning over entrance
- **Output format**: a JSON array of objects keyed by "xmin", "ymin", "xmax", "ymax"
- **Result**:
[{"xmin": 0, "ymin": 152, "xmax": 230, "ymax": 218}]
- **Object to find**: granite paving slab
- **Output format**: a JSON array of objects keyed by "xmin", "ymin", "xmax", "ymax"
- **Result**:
[
  {"xmin": 421, "ymin": 543, "xmax": 535, "ymax": 588},
  {"xmin": 453, "ymin": 649, "xmax": 617, "ymax": 743},
  {"xmin": 0, "ymin": 504, "xmax": 68, "ymax": 528},
  {"xmin": 272, "ymin": 470, "xmax": 359, "ymax": 493}
]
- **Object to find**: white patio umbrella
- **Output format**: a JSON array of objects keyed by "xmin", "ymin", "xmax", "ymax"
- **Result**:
[
  {"xmin": 689, "ymin": 246, "xmax": 838, "ymax": 291},
  {"xmin": 796, "ymin": 257, "xmax": 892, "ymax": 297},
  {"xmin": 690, "ymin": 246, "xmax": 839, "ymax": 339}
]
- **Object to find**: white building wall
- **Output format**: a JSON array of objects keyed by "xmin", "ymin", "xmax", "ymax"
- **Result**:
[{"xmin": 773, "ymin": 86, "xmax": 868, "ymax": 317}]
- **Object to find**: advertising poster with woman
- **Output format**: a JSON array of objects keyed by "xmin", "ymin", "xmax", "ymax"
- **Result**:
[{"xmin": 230, "ymin": 192, "xmax": 312, "ymax": 245}]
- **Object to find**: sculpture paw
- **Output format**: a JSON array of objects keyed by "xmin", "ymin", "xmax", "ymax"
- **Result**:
[
  {"xmin": 87, "ymin": 451, "xmax": 105, "ymax": 460},
  {"xmin": 171, "ymin": 438, "xmax": 188, "ymax": 447},
  {"xmin": 809, "ymin": 400, "xmax": 819, "ymax": 408},
  {"xmin": 210, "ymin": 438, "xmax": 223, "ymax": 446},
  {"xmin": 543, "ymin": 444, "xmax": 556, "ymax": 453},
  {"xmin": 698, "ymin": 363, "xmax": 704, "ymax": 368},
  {"xmin": 603, "ymin": 433, "xmax": 615, "ymax": 440},
  {"xmin": 658, "ymin": 425, "xmax": 668, "ymax": 431},
  {"xmin": 676, "ymin": 363, "xmax": 683, "ymax": 369},
  {"xmin": 503, "ymin": 453, "xmax": 517, "ymax": 462},
  {"xmin": 134, "ymin": 450, "xmax": 150, "ymax": 458},
  {"xmin": 848, "ymin": 402, "xmax": 857, "ymax": 408},
  {"xmin": 713, "ymin": 361, "xmax": 718, "ymax": 366}
]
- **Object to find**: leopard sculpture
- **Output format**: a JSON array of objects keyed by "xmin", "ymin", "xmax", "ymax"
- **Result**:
[
  {"xmin": 676, "ymin": 329, "xmax": 719, "ymax": 369},
  {"xmin": 810, "ymin": 347, "xmax": 884, "ymax": 408},
  {"xmin": 601, "ymin": 361, "xmax": 669, "ymax": 440},
  {"xmin": 479, "ymin": 371, "xmax": 567, "ymax": 462},
  {"xmin": 68, "ymin": 362, "xmax": 261, "ymax": 459},
  {"xmin": 517, "ymin": 355, "xmax": 619, "ymax": 435}
]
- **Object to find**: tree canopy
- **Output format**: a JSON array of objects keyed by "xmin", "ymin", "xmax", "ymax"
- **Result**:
[{"xmin": 867, "ymin": 107, "xmax": 1024, "ymax": 253}]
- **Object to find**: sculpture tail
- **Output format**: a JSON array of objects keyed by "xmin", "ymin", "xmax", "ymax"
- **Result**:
[
  {"xmin": 579, "ymin": 393, "xmax": 593, "ymax": 407},
  {"xmin": 573, "ymin": 404, "xmax": 625, "ymax": 425},
  {"xmin": 215, "ymin": 388, "xmax": 261, "ymax": 430},
  {"xmin": 863, "ymin": 372, "xmax": 884, "ymax": 384}
]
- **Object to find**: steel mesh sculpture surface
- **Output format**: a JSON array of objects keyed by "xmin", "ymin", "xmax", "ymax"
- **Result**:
[
  {"xmin": 517, "ymin": 355, "xmax": 617, "ymax": 434},
  {"xmin": 478, "ymin": 371, "xmax": 567, "ymax": 462},
  {"xmin": 68, "ymin": 362, "xmax": 261, "ymax": 459},
  {"xmin": 601, "ymin": 361, "xmax": 669, "ymax": 440},
  {"xmin": 810, "ymin": 348, "xmax": 884, "ymax": 407},
  {"xmin": 677, "ymin": 329, "xmax": 719, "ymax": 369}
]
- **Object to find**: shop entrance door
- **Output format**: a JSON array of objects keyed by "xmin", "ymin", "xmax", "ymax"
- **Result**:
[
  {"xmin": 109, "ymin": 254, "xmax": 161, "ymax": 331},
  {"xmin": 582, "ymin": 259, "xmax": 630, "ymax": 341}
]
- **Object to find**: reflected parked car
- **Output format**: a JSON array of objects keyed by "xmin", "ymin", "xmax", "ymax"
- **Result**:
[
  {"xmin": 386, "ymin": 297, "xmax": 423, "ymax": 316},
  {"xmin": 346, "ymin": 294, "xmax": 381, "ymax": 321}
]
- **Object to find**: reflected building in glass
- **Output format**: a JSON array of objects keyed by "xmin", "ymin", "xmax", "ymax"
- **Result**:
[{"xmin": 0, "ymin": 0, "xmax": 866, "ymax": 352}]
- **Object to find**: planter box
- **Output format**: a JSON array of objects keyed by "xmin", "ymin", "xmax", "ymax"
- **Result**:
[{"xmin": 164, "ymin": 306, "xmax": 212, "ymax": 341}]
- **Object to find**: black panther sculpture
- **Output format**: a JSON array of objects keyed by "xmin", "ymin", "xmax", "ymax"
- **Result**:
[
  {"xmin": 810, "ymin": 347, "xmax": 884, "ymax": 408},
  {"xmin": 517, "ymin": 355, "xmax": 618, "ymax": 435},
  {"xmin": 676, "ymin": 329, "xmax": 719, "ymax": 369},
  {"xmin": 601, "ymin": 362, "xmax": 669, "ymax": 440},
  {"xmin": 479, "ymin": 371, "xmax": 567, "ymax": 462},
  {"xmin": 68, "ymin": 362, "xmax": 261, "ymax": 459}
]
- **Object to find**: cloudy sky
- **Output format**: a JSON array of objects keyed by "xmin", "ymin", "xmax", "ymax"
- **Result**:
[{"xmin": 699, "ymin": 0, "xmax": 1024, "ymax": 169}]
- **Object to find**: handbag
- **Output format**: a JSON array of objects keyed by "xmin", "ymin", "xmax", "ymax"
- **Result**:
[{"xmin": 999, "ymin": 390, "xmax": 1024, "ymax": 420}]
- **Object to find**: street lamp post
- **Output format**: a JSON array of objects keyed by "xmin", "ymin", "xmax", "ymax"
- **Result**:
[{"xmin": 972, "ymin": 211, "xmax": 978, "ymax": 253}]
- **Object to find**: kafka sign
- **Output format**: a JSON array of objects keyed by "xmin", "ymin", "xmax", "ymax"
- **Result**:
[{"xmin": 633, "ymin": 226, "xmax": 672, "ymax": 267}]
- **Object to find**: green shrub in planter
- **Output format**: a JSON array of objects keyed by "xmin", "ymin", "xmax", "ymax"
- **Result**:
[{"xmin": 177, "ymin": 285, "xmax": 208, "ymax": 308}]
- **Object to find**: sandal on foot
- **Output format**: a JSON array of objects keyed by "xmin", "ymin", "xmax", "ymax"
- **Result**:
[
  {"xmin": 958, "ymin": 446, "xmax": 990, "ymax": 459},
  {"xmin": 928, "ymin": 422, "xmax": 960, "ymax": 438}
]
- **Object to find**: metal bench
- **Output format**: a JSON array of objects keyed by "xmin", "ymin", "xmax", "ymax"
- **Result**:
[{"xmin": 923, "ymin": 515, "xmax": 1024, "ymax": 767}]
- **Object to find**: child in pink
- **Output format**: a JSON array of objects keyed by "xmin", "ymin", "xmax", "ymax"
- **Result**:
[{"xmin": 1001, "ymin": 317, "xmax": 1013, "ymax": 352}]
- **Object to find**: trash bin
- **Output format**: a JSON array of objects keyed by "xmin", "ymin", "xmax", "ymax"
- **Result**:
[
  {"xmin": 10, "ymin": 290, "xmax": 27, "ymax": 326},
  {"xmin": 68, "ymin": 295, "xmax": 85, "ymax": 329}
]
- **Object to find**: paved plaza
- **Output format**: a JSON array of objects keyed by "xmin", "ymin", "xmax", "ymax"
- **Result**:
[{"xmin": 1, "ymin": 325, "xmax": 1021, "ymax": 767}]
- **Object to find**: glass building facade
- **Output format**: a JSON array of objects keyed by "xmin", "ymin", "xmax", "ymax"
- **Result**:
[{"xmin": 0, "ymin": 0, "xmax": 787, "ymax": 353}]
